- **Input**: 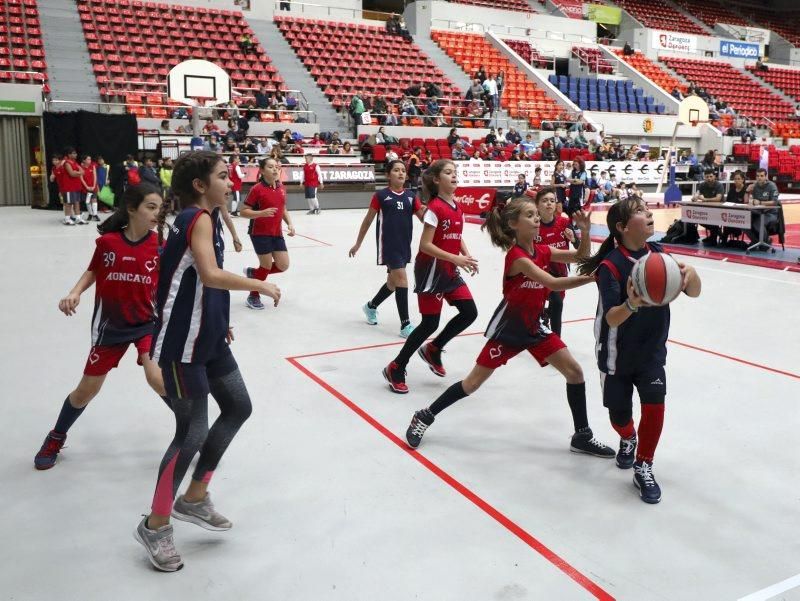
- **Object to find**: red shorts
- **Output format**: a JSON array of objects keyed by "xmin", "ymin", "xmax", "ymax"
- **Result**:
[
  {"xmin": 476, "ymin": 333, "xmax": 566, "ymax": 369},
  {"xmin": 417, "ymin": 284, "xmax": 473, "ymax": 315},
  {"xmin": 83, "ymin": 335, "xmax": 152, "ymax": 376}
]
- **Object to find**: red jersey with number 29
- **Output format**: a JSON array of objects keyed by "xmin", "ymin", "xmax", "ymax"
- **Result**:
[
  {"xmin": 414, "ymin": 196, "xmax": 465, "ymax": 295},
  {"xmin": 87, "ymin": 231, "xmax": 160, "ymax": 346},
  {"xmin": 245, "ymin": 180, "xmax": 286, "ymax": 237}
]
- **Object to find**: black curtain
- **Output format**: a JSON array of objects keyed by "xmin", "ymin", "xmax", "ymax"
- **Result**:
[{"xmin": 44, "ymin": 111, "xmax": 138, "ymax": 206}]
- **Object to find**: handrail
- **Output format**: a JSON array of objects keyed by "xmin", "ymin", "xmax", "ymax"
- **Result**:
[
  {"xmin": 431, "ymin": 20, "xmax": 486, "ymax": 33},
  {"xmin": 571, "ymin": 47, "xmax": 615, "ymax": 75},
  {"xmin": 98, "ymin": 79, "xmax": 311, "ymax": 105},
  {"xmin": 274, "ymin": 1, "xmax": 396, "ymax": 23}
]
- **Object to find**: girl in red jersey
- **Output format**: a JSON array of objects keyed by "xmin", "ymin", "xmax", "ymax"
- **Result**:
[
  {"xmin": 63, "ymin": 148, "xmax": 87, "ymax": 225},
  {"xmin": 302, "ymin": 153, "xmax": 324, "ymax": 215},
  {"xmin": 349, "ymin": 160, "xmax": 425, "ymax": 338},
  {"xmin": 33, "ymin": 184, "xmax": 170, "ymax": 470},
  {"xmin": 80, "ymin": 154, "xmax": 100, "ymax": 222},
  {"xmin": 404, "ymin": 197, "xmax": 615, "ymax": 459},
  {"xmin": 382, "ymin": 159, "xmax": 479, "ymax": 394},
  {"xmin": 241, "ymin": 157, "xmax": 296, "ymax": 310},
  {"xmin": 535, "ymin": 187, "xmax": 575, "ymax": 337},
  {"xmin": 228, "ymin": 155, "xmax": 244, "ymax": 216}
]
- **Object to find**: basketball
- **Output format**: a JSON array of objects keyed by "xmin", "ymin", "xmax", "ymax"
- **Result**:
[{"xmin": 631, "ymin": 252, "xmax": 683, "ymax": 306}]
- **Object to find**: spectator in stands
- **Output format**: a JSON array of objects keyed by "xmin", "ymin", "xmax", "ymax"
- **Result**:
[
  {"xmin": 421, "ymin": 149, "xmax": 433, "ymax": 171},
  {"xmin": 627, "ymin": 182, "xmax": 643, "ymax": 199},
  {"xmin": 532, "ymin": 166, "xmax": 542, "ymax": 186},
  {"xmin": 595, "ymin": 171, "xmax": 612, "ymax": 203},
  {"xmin": 505, "ymin": 128, "xmax": 522, "ymax": 145},
  {"xmin": 474, "ymin": 66, "xmax": 487, "ymax": 84},
  {"xmin": 485, "ymin": 128, "xmax": 498, "ymax": 146},
  {"xmin": 755, "ymin": 57, "xmax": 768, "ymax": 72},
  {"xmin": 255, "ymin": 86, "xmax": 269, "ymax": 110},
  {"xmin": 280, "ymin": 0, "xmax": 290, "ymax": 10},
  {"xmin": 466, "ymin": 98, "xmax": 488, "ymax": 126},
  {"xmin": 692, "ymin": 168, "xmax": 724, "ymax": 245},
  {"xmin": 795, "ymin": 103, "xmax": 800, "ymax": 118},
  {"xmin": 496, "ymin": 70, "xmax": 505, "ymax": 107},
  {"xmin": 159, "ymin": 120, "xmax": 171, "ymax": 134},
  {"xmin": 139, "ymin": 157, "xmax": 160, "ymax": 189},
  {"xmin": 397, "ymin": 16, "xmax": 411, "ymax": 42},
  {"xmin": 239, "ymin": 33, "xmax": 255, "ymax": 54},
  {"xmin": 270, "ymin": 146, "xmax": 287, "ymax": 164},
  {"xmin": 424, "ymin": 96, "xmax": 445, "ymax": 127},
  {"xmin": 205, "ymin": 132, "xmax": 221, "ymax": 152},
  {"xmin": 308, "ymin": 133, "xmax": 324, "ymax": 147},
  {"xmin": 519, "ymin": 133, "xmax": 536, "ymax": 155},
  {"xmin": 202, "ymin": 118, "xmax": 219, "ymax": 134},
  {"xmin": 671, "ymin": 87, "xmax": 684, "ymax": 100},
  {"xmin": 466, "ymin": 78, "xmax": 485, "ymax": 103},
  {"xmin": 407, "ymin": 147, "xmax": 422, "ymax": 188},
  {"xmin": 444, "ymin": 128, "xmax": 459, "ymax": 147},
  {"xmin": 451, "ymin": 141, "xmax": 469, "ymax": 161},
  {"xmin": 404, "ymin": 82, "xmax": 425, "ymax": 98},
  {"xmin": 342, "ymin": 141, "xmax": 355, "ymax": 155},
  {"xmin": 285, "ymin": 92, "xmax": 299, "ymax": 113},
  {"xmin": 242, "ymin": 136, "xmax": 258, "ymax": 157},
  {"xmin": 483, "ymin": 73, "xmax": 499, "ymax": 114},
  {"xmin": 256, "ymin": 137, "xmax": 273, "ymax": 155},
  {"xmin": 747, "ymin": 168, "xmax": 781, "ymax": 244},
  {"xmin": 399, "ymin": 96, "xmax": 418, "ymax": 123},
  {"xmin": 623, "ymin": 41, "xmax": 634, "ymax": 56},
  {"xmin": 385, "ymin": 146, "xmax": 399, "ymax": 167},
  {"xmin": 349, "ymin": 93, "xmax": 366, "ymax": 127},
  {"xmin": 328, "ymin": 140, "xmax": 342, "ymax": 155},
  {"xmin": 518, "ymin": 148, "xmax": 530, "ymax": 161},
  {"xmin": 386, "ymin": 14, "xmax": 400, "ymax": 35}
]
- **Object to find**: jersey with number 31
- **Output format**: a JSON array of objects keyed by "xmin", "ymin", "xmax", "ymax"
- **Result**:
[{"xmin": 87, "ymin": 231, "xmax": 160, "ymax": 346}]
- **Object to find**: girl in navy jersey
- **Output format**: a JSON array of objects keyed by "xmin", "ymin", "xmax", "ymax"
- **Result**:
[
  {"xmin": 135, "ymin": 151, "xmax": 280, "ymax": 572},
  {"xmin": 551, "ymin": 159, "xmax": 568, "ymax": 211},
  {"xmin": 404, "ymin": 197, "xmax": 614, "ymax": 459},
  {"xmin": 382, "ymin": 159, "xmax": 479, "ymax": 394},
  {"xmin": 349, "ymin": 160, "xmax": 425, "ymax": 338},
  {"xmin": 535, "ymin": 187, "xmax": 575, "ymax": 337},
  {"xmin": 33, "ymin": 185, "xmax": 168, "ymax": 470},
  {"xmin": 241, "ymin": 156, "xmax": 295, "ymax": 310},
  {"xmin": 577, "ymin": 198, "xmax": 701, "ymax": 504}
]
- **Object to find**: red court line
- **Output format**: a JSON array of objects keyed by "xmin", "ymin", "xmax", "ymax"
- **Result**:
[
  {"xmin": 286, "ymin": 356, "xmax": 615, "ymax": 601},
  {"xmin": 292, "ymin": 232, "xmax": 333, "ymax": 247},
  {"xmin": 668, "ymin": 339, "xmax": 800, "ymax": 380}
]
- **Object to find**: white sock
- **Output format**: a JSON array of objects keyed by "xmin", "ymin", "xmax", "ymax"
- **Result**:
[
  {"xmin": 307, "ymin": 195, "xmax": 315, "ymax": 211},
  {"xmin": 313, "ymin": 195, "xmax": 320, "ymax": 211},
  {"xmin": 91, "ymin": 202, "xmax": 98, "ymax": 216}
]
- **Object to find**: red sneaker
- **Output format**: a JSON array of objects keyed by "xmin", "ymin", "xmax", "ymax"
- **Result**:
[
  {"xmin": 382, "ymin": 361, "xmax": 409, "ymax": 394},
  {"xmin": 34, "ymin": 430, "xmax": 66, "ymax": 470},
  {"xmin": 418, "ymin": 343, "xmax": 446, "ymax": 377}
]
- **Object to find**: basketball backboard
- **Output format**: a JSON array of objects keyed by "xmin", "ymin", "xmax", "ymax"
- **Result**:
[
  {"xmin": 167, "ymin": 59, "xmax": 231, "ymax": 106},
  {"xmin": 677, "ymin": 95, "xmax": 709, "ymax": 126}
]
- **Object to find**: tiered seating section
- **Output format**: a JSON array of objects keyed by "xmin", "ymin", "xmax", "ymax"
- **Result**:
[
  {"xmin": 78, "ymin": 0, "xmax": 283, "ymax": 119},
  {"xmin": 0, "ymin": 0, "xmax": 47, "ymax": 84},
  {"xmin": 550, "ymin": 75, "xmax": 664, "ymax": 114},
  {"xmin": 445, "ymin": 0, "xmax": 534, "ymax": 13},
  {"xmin": 733, "ymin": 142, "xmax": 800, "ymax": 180},
  {"xmin": 671, "ymin": 0, "xmax": 749, "ymax": 28},
  {"xmin": 661, "ymin": 57, "xmax": 796, "ymax": 123},
  {"xmin": 503, "ymin": 39, "xmax": 551, "ymax": 69},
  {"xmin": 612, "ymin": 49, "xmax": 687, "ymax": 95},
  {"xmin": 431, "ymin": 30, "xmax": 563, "ymax": 128},
  {"xmin": 747, "ymin": 65, "xmax": 800, "ymax": 102},
  {"xmin": 276, "ymin": 16, "xmax": 460, "ymax": 114},
  {"xmin": 739, "ymin": 8, "xmax": 800, "ymax": 47},
  {"xmin": 573, "ymin": 46, "xmax": 613, "ymax": 74},
  {"xmin": 612, "ymin": 0, "xmax": 707, "ymax": 35}
]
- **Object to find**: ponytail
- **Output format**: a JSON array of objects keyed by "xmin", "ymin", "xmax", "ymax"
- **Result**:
[
  {"xmin": 481, "ymin": 196, "xmax": 534, "ymax": 251},
  {"xmin": 576, "ymin": 196, "xmax": 642, "ymax": 275},
  {"xmin": 576, "ymin": 234, "xmax": 615, "ymax": 275},
  {"xmin": 97, "ymin": 183, "xmax": 161, "ymax": 237},
  {"xmin": 421, "ymin": 159, "xmax": 454, "ymax": 204}
]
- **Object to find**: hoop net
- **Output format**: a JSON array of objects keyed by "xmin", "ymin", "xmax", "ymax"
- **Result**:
[{"xmin": 186, "ymin": 96, "xmax": 215, "ymax": 107}]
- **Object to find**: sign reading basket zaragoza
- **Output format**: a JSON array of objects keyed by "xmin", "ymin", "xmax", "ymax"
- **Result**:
[{"xmin": 719, "ymin": 40, "xmax": 760, "ymax": 59}]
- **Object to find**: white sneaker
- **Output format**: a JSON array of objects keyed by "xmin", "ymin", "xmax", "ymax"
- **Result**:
[
  {"xmin": 133, "ymin": 517, "xmax": 183, "ymax": 572},
  {"xmin": 75, "ymin": 216, "xmax": 88, "ymax": 225},
  {"xmin": 63, "ymin": 218, "xmax": 75, "ymax": 226}
]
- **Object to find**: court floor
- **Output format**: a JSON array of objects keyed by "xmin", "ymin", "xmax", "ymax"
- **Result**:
[{"xmin": 2, "ymin": 206, "xmax": 799, "ymax": 601}]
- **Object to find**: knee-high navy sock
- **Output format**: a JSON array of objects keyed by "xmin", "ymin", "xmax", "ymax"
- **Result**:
[
  {"xmin": 566, "ymin": 382, "xmax": 589, "ymax": 432},
  {"xmin": 430, "ymin": 299, "xmax": 478, "ymax": 350},
  {"xmin": 53, "ymin": 395, "xmax": 86, "ymax": 435},
  {"xmin": 395, "ymin": 287, "xmax": 410, "ymax": 327},
  {"xmin": 547, "ymin": 291, "xmax": 563, "ymax": 337},
  {"xmin": 394, "ymin": 314, "xmax": 439, "ymax": 367},
  {"xmin": 429, "ymin": 381, "xmax": 469, "ymax": 415},
  {"xmin": 368, "ymin": 284, "xmax": 393, "ymax": 309}
]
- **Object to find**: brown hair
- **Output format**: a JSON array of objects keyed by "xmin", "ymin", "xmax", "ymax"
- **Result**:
[
  {"xmin": 421, "ymin": 159, "xmax": 455, "ymax": 203},
  {"xmin": 171, "ymin": 150, "xmax": 225, "ymax": 205},
  {"xmin": 533, "ymin": 186, "xmax": 557, "ymax": 204},
  {"xmin": 481, "ymin": 196, "xmax": 536, "ymax": 251},
  {"xmin": 577, "ymin": 197, "xmax": 643, "ymax": 275},
  {"xmin": 97, "ymin": 184, "xmax": 164, "ymax": 243}
]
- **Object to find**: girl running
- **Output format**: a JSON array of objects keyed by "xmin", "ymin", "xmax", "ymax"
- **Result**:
[
  {"xmin": 382, "ymin": 159, "xmax": 479, "ymax": 394},
  {"xmin": 33, "ymin": 184, "xmax": 168, "ymax": 470},
  {"xmin": 80, "ymin": 154, "xmax": 100, "ymax": 222},
  {"xmin": 135, "ymin": 150, "xmax": 280, "ymax": 572},
  {"xmin": 240, "ymin": 157, "xmax": 295, "ymax": 310},
  {"xmin": 349, "ymin": 160, "xmax": 425, "ymax": 338},
  {"xmin": 228, "ymin": 155, "xmax": 243, "ymax": 216},
  {"xmin": 535, "ymin": 187, "xmax": 574, "ymax": 337},
  {"xmin": 404, "ymin": 197, "xmax": 614, "ymax": 459},
  {"xmin": 577, "ymin": 198, "xmax": 701, "ymax": 504}
]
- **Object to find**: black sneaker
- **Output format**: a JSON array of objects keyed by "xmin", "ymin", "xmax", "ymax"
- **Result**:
[
  {"xmin": 633, "ymin": 461, "xmax": 662, "ymax": 504},
  {"xmin": 382, "ymin": 361, "xmax": 408, "ymax": 394},
  {"xmin": 570, "ymin": 428, "xmax": 615, "ymax": 458},
  {"xmin": 406, "ymin": 409, "xmax": 434, "ymax": 449},
  {"xmin": 616, "ymin": 435, "xmax": 637, "ymax": 469}
]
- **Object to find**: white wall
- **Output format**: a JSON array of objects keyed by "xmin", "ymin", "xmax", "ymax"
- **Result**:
[
  {"xmin": 0, "ymin": 83, "xmax": 43, "ymax": 116},
  {"xmin": 247, "ymin": 0, "xmax": 364, "ymax": 21}
]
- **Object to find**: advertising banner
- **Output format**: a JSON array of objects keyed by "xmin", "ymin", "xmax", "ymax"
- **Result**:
[
  {"xmin": 586, "ymin": 4, "xmax": 621, "ymax": 25},
  {"xmin": 652, "ymin": 31, "xmax": 697, "ymax": 54},
  {"xmin": 455, "ymin": 160, "xmax": 667, "ymax": 187},
  {"xmin": 719, "ymin": 39, "xmax": 760, "ymax": 59},
  {"xmin": 557, "ymin": 0, "xmax": 584, "ymax": 20},
  {"xmin": 242, "ymin": 163, "xmax": 375, "ymax": 184},
  {"xmin": 681, "ymin": 203, "xmax": 752, "ymax": 229},
  {"xmin": 453, "ymin": 187, "xmax": 497, "ymax": 215}
]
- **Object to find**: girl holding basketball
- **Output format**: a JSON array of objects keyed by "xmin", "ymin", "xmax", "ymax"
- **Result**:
[
  {"xmin": 404, "ymin": 196, "xmax": 614, "ymax": 459},
  {"xmin": 535, "ymin": 187, "xmax": 573, "ymax": 337},
  {"xmin": 382, "ymin": 159, "xmax": 479, "ymax": 394},
  {"xmin": 349, "ymin": 160, "xmax": 425, "ymax": 338},
  {"xmin": 135, "ymin": 151, "xmax": 280, "ymax": 572},
  {"xmin": 33, "ymin": 184, "xmax": 169, "ymax": 470},
  {"xmin": 577, "ymin": 197, "xmax": 701, "ymax": 504},
  {"xmin": 240, "ymin": 157, "xmax": 295, "ymax": 310}
]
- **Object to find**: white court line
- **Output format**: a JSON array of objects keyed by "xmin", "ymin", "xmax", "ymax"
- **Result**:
[
  {"xmin": 738, "ymin": 573, "xmax": 800, "ymax": 601},
  {"xmin": 693, "ymin": 264, "xmax": 800, "ymax": 286}
]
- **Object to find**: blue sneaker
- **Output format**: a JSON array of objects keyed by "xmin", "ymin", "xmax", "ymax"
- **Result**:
[
  {"xmin": 34, "ymin": 430, "xmax": 66, "ymax": 470},
  {"xmin": 399, "ymin": 323, "xmax": 415, "ymax": 338},
  {"xmin": 633, "ymin": 461, "xmax": 662, "ymax": 504},
  {"xmin": 243, "ymin": 267, "xmax": 255, "ymax": 279},
  {"xmin": 362, "ymin": 303, "xmax": 378, "ymax": 325},
  {"xmin": 246, "ymin": 294, "xmax": 265, "ymax": 310}
]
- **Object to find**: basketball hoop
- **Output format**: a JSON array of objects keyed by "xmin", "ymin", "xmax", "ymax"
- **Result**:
[
  {"xmin": 690, "ymin": 120, "xmax": 699, "ymax": 128},
  {"xmin": 187, "ymin": 96, "xmax": 214, "ymax": 108}
]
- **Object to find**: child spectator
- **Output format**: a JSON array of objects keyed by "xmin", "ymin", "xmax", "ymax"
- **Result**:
[{"xmin": 513, "ymin": 174, "xmax": 528, "ymax": 197}]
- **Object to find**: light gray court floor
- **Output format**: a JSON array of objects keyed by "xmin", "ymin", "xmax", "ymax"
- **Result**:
[{"xmin": 2, "ymin": 206, "xmax": 799, "ymax": 601}]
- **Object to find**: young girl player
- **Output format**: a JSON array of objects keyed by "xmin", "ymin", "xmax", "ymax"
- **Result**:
[
  {"xmin": 241, "ymin": 157, "xmax": 295, "ymax": 310},
  {"xmin": 382, "ymin": 160, "xmax": 479, "ymax": 394},
  {"xmin": 404, "ymin": 197, "xmax": 614, "ymax": 459},
  {"xmin": 349, "ymin": 160, "xmax": 425, "ymax": 338},
  {"xmin": 135, "ymin": 151, "xmax": 281, "ymax": 572},
  {"xmin": 228, "ymin": 155, "xmax": 244, "ymax": 216},
  {"xmin": 577, "ymin": 198, "xmax": 701, "ymax": 504},
  {"xmin": 33, "ymin": 185, "xmax": 169, "ymax": 470},
  {"xmin": 302, "ymin": 153, "xmax": 323, "ymax": 215},
  {"xmin": 80, "ymin": 154, "xmax": 100, "ymax": 222}
]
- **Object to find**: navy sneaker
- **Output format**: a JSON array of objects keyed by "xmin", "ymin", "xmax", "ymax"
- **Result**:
[
  {"xmin": 34, "ymin": 430, "xmax": 66, "ymax": 470},
  {"xmin": 616, "ymin": 435, "xmax": 637, "ymax": 469},
  {"xmin": 633, "ymin": 461, "xmax": 662, "ymax": 504},
  {"xmin": 406, "ymin": 409, "xmax": 435, "ymax": 449},
  {"xmin": 570, "ymin": 428, "xmax": 615, "ymax": 458},
  {"xmin": 418, "ymin": 343, "xmax": 445, "ymax": 377},
  {"xmin": 245, "ymin": 294, "xmax": 265, "ymax": 310}
]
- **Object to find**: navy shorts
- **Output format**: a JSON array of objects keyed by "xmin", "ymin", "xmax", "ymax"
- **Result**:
[
  {"xmin": 304, "ymin": 186, "xmax": 318, "ymax": 199},
  {"xmin": 161, "ymin": 343, "xmax": 238, "ymax": 400},
  {"xmin": 63, "ymin": 191, "xmax": 81, "ymax": 204},
  {"xmin": 380, "ymin": 250, "xmax": 411, "ymax": 270},
  {"xmin": 601, "ymin": 366, "xmax": 667, "ymax": 410},
  {"xmin": 251, "ymin": 235, "xmax": 287, "ymax": 255}
]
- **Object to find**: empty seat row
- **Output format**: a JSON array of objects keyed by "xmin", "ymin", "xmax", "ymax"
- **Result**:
[
  {"xmin": 0, "ymin": 0, "xmax": 47, "ymax": 85},
  {"xmin": 612, "ymin": 0, "xmax": 707, "ymax": 34},
  {"xmin": 550, "ymin": 75, "xmax": 665, "ymax": 114}
]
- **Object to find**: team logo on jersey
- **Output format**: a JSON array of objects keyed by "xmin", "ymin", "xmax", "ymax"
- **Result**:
[
  {"xmin": 650, "ymin": 378, "xmax": 664, "ymax": 385},
  {"xmin": 489, "ymin": 345, "xmax": 503, "ymax": 360},
  {"xmin": 144, "ymin": 258, "xmax": 158, "ymax": 273},
  {"xmin": 88, "ymin": 351, "xmax": 100, "ymax": 365}
]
